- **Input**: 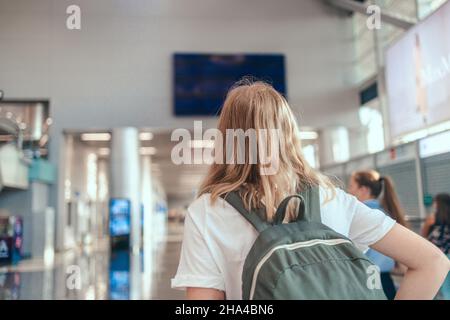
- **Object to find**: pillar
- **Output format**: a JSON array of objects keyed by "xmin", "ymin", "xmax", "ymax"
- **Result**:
[{"xmin": 109, "ymin": 127, "xmax": 141, "ymax": 253}]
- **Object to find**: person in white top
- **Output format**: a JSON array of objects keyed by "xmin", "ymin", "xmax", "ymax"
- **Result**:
[{"xmin": 171, "ymin": 80, "xmax": 450, "ymax": 300}]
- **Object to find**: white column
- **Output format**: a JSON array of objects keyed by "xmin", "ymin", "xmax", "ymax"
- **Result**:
[
  {"xmin": 110, "ymin": 127, "xmax": 141, "ymax": 253},
  {"xmin": 96, "ymin": 159, "xmax": 109, "ymax": 239},
  {"xmin": 141, "ymin": 155, "xmax": 154, "ymax": 299}
]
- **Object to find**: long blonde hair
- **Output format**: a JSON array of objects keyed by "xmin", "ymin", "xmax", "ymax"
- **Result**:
[{"xmin": 198, "ymin": 80, "xmax": 334, "ymax": 222}]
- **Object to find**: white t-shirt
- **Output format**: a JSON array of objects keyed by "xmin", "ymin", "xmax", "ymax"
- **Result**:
[{"xmin": 171, "ymin": 187, "xmax": 396, "ymax": 299}]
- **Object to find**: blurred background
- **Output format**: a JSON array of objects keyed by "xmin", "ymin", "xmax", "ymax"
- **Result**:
[{"xmin": 0, "ymin": 0, "xmax": 449, "ymax": 299}]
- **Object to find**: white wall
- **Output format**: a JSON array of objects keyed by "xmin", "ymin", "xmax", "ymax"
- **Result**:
[{"xmin": 0, "ymin": 0, "xmax": 360, "ymax": 249}]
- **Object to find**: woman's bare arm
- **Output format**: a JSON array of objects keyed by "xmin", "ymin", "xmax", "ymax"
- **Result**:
[
  {"xmin": 371, "ymin": 223, "xmax": 450, "ymax": 300},
  {"xmin": 186, "ymin": 287, "xmax": 225, "ymax": 300}
]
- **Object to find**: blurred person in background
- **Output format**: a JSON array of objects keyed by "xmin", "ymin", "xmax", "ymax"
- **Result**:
[
  {"xmin": 348, "ymin": 170, "xmax": 408, "ymax": 300},
  {"xmin": 168, "ymin": 207, "xmax": 188, "ymax": 223},
  {"xmin": 422, "ymin": 193, "xmax": 450, "ymax": 299}
]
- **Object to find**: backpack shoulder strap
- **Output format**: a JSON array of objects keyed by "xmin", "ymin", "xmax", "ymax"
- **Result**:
[
  {"xmin": 222, "ymin": 191, "xmax": 269, "ymax": 233},
  {"xmin": 299, "ymin": 186, "xmax": 321, "ymax": 223}
]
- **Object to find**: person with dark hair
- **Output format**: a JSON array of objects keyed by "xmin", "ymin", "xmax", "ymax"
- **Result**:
[
  {"xmin": 422, "ymin": 193, "xmax": 450, "ymax": 299},
  {"xmin": 348, "ymin": 170, "xmax": 408, "ymax": 300}
]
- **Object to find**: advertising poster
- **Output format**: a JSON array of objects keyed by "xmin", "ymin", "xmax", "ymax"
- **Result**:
[{"xmin": 386, "ymin": 1, "xmax": 450, "ymax": 138}]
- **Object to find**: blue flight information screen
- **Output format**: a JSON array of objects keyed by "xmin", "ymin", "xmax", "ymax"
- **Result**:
[
  {"xmin": 109, "ymin": 198, "xmax": 131, "ymax": 237},
  {"xmin": 174, "ymin": 53, "xmax": 286, "ymax": 116}
]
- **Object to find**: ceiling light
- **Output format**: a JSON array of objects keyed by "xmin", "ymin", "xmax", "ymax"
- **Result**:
[
  {"xmin": 139, "ymin": 132, "xmax": 154, "ymax": 141},
  {"xmin": 140, "ymin": 147, "xmax": 157, "ymax": 155},
  {"xmin": 299, "ymin": 131, "xmax": 318, "ymax": 140},
  {"xmin": 81, "ymin": 133, "xmax": 111, "ymax": 141}
]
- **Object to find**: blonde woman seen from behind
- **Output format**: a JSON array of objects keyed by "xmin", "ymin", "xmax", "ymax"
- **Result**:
[{"xmin": 171, "ymin": 80, "xmax": 450, "ymax": 300}]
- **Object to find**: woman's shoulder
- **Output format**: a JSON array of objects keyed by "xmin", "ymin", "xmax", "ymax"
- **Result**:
[
  {"xmin": 184, "ymin": 194, "xmax": 215, "ymax": 232},
  {"xmin": 317, "ymin": 185, "xmax": 366, "ymax": 221},
  {"xmin": 187, "ymin": 193, "xmax": 236, "ymax": 218},
  {"xmin": 186, "ymin": 192, "xmax": 249, "ymax": 237},
  {"xmin": 188, "ymin": 193, "xmax": 210, "ymax": 211},
  {"xmin": 318, "ymin": 185, "xmax": 354, "ymax": 207}
]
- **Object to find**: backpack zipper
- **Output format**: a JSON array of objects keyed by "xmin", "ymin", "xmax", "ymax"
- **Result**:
[{"xmin": 249, "ymin": 238, "xmax": 352, "ymax": 300}]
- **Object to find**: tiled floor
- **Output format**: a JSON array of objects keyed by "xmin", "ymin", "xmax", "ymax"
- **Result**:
[{"xmin": 0, "ymin": 222, "xmax": 186, "ymax": 300}]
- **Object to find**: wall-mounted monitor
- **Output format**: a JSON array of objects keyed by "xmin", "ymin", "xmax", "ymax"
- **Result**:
[
  {"xmin": 109, "ymin": 198, "xmax": 131, "ymax": 237},
  {"xmin": 173, "ymin": 53, "xmax": 286, "ymax": 116},
  {"xmin": 385, "ymin": 1, "xmax": 450, "ymax": 139}
]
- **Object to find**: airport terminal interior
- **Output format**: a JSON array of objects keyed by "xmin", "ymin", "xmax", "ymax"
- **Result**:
[{"xmin": 0, "ymin": 0, "xmax": 450, "ymax": 300}]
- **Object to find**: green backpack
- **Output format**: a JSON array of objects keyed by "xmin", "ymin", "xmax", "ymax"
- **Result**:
[{"xmin": 223, "ymin": 187, "xmax": 387, "ymax": 300}]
